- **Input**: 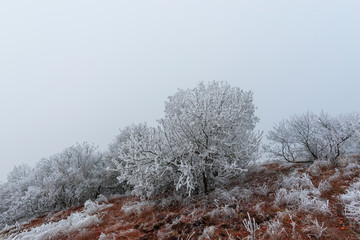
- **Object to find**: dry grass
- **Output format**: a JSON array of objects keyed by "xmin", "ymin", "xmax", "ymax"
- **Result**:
[{"xmin": 1, "ymin": 157, "xmax": 360, "ymax": 240}]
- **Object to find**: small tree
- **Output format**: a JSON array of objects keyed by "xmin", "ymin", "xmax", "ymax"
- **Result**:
[{"xmin": 266, "ymin": 111, "xmax": 360, "ymax": 163}]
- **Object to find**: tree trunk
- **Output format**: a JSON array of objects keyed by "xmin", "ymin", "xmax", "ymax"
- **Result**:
[{"xmin": 202, "ymin": 171, "xmax": 208, "ymax": 195}]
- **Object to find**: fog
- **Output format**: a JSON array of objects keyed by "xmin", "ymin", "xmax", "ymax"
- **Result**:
[{"xmin": 1, "ymin": 0, "xmax": 359, "ymax": 182}]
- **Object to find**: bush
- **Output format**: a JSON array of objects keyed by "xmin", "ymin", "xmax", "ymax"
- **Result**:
[
  {"xmin": 340, "ymin": 178, "xmax": 360, "ymax": 224},
  {"xmin": 274, "ymin": 173, "xmax": 330, "ymax": 214}
]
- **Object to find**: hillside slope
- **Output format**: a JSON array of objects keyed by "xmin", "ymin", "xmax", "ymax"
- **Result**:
[{"xmin": 1, "ymin": 158, "xmax": 359, "ymax": 240}]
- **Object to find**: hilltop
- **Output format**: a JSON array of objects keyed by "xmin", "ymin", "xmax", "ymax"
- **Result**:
[{"xmin": 1, "ymin": 157, "xmax": 359, "ymax": 240}]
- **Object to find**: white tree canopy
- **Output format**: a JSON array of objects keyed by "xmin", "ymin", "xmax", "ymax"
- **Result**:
[
  {"xmin": 160, "ymin": 81, "xmax": 261, "ymax": 195},
  {"xmin": 0, "ymin": 143, "xmax": 121, "ymax": 229},
  {"xmin": 112, "ymin": 81, "xmax": 262, "ymax": 197},
  {"xmin": 266, "ymin": 111, "xmax": 360, "ymax": 163}
]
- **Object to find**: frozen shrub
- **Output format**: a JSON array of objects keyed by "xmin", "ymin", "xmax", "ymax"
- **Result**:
[
  {"xmin": 211, "ymin": 188, "xmax": 238, "ymax": 204},
  {"xmin": 254, "ymin": 202, "xmax": 265, "ymax": 217},
  {"xmin": 98, "ymin": 232, "xmax": 111, "ymax": 240},
  {"xmin": 265, "ymin": 218, "xmax": 287, "ymax": 239},
  {"xmin": 83, "ymin": 200, "xmax": 113, "ymax": 215},
  {"xmin": 307, "ymin": 159, "xmax": 333, "ymax": 176},
  {"xmin": 344, "ymin": 162, "xmax": 360, "ymax": 171},
  {"xmin": 317, "ymin": 180, "xmax": 331, "ymax": 193},
  {"xmin": 312, "ymin": 159, "xmax": 332, "ymax": 169},
  {"xmin": 114, "ymin": 229, "xmax": 136, "ymax": 238},
  {"xmin": 157, "ymin": 228, "xmax": 170, "ymax": 240},
  {"xmin": 207, "ymin": 205, "xmax": 236, "ymax": 220},
  {"xmin": 158, "ymin": 195, "xmax": 185, "ymax": 209},
  {"xmin": 275, "ymin": 188, "xmax": 329, "ymax": 213},
  {"xmin": 210, "ymin": 186, "xmax": 254, "ymax": 209},
  {"xmin": 255, "ymin": 183, "xmax": 269, "ymax": 196},
  {"xmin": 307, "ymin": 163, "xmax": 321, "ymax": 176},
  {"xmin": 188, "ymin": 206, "xmax": 206, "ymax": 220},
  {"xmin": 95, "ymin": 195, "xmax": 109, "ymax": 204},
  {"xmin": 225, "ymin": 229, "xmax": 236, "ymax": 240},
  {"xmin": 211, "ymin": 187, "xmax": 239, "ymax": 206},
  {"xmin": 169, "ymin": 215, "xmax": 183, "ymax": 227},
  {"xmin": 304, "ymin": 218, "xmax": 327, "ymax": 240},
  {"xmin": 200, "ymin": 226, "xmax": 216, "ymax": 240},
  {"xmin": 237, "ymin": 188, "xmax": 255, "ymax": 203},
  {"xmin": 242, "ymin": 212, "xmax": 259, "ymax": 240},
  {"xmin": 288, "ymin": 214, "xmax": 298, "ymax": 238},
  {"xmin": 328, "ymin": 169, "xmax": 341, "ymax": 183},
  {"xmin": 343, "ymin": 162, "xmax": 360, "ymax": 178},
  {"xmin": 276, "ymin": 209, "xmax": 292, "ymax": 221},
  {"xmin": 279, "ymin": 173, "xmax": 319, "ymax": 195},
  {"xmin": 121, "ymin": 201, "xmax": 155, "ymax": 215},
  {"xmin": 340, "ymin": 178, "xmax": 360, "ymax": 224},
  {"xmin": 275, "ymin": 174, "xmax": 330, "ymax": 213}
]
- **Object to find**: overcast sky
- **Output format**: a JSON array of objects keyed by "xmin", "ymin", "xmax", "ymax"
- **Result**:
[{"xmin": 1, "ymin": 1, "xmax": 359, "ymax": 182}]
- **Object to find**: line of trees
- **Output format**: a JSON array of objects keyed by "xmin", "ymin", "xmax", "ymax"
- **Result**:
[
  {"xmin": 0, "ymin": 143, "xmax": 122, "ymax": 229},
  {"xmin": 1, "ymin": 80, "xmax": 359, "ymax": 230}
]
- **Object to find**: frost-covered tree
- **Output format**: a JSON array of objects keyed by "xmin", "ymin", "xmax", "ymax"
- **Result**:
[
  {"xmin": 34, "ymin": 142, "xmax": 119, "ymax": 208},
  {"xmin": 0, "ymin": 143, "xmax": 121, "ymax": 229},
  {"xmin": 0, "ymin": 164, "xmax": 35, "ymax": 229},
  {"xmin": 112, "ymin": 81, "xmax": 262, "ymax": 197},
  {"xmin": 110, "ymin": 123, "xmax": 175, "ymax": 198},
  {"xmin": 266, "ymin": 111, "xmax": 360, "ymax": 163},
  {"xmin": 159, "ymin": 81, "xmax": 261, "ymax": 195}
]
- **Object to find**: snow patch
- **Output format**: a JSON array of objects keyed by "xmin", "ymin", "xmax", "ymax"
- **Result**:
[{"xmin": 5, "ymin": 200, "xmax": 112, "ymax": 240}]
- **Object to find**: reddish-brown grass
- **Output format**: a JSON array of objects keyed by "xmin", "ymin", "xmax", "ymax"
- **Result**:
[{"xmin": 1, "ymin": 158, "xmax": 359, "ymax": 240}]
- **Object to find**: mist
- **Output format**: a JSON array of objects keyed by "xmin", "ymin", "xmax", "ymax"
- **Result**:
[{"xmin": 1, "ymin": 0, "xmax": 359, "ymax": 182}]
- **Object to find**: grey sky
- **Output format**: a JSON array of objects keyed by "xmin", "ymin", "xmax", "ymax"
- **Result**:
[{"xmin": 1, "ymin": 1, "xmax": 359, "ymax": 182}]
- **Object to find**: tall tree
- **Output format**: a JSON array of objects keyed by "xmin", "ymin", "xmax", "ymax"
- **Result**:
[{"xmin": 160, "ymin": 81, "xmax": 261, "ymax": 195}]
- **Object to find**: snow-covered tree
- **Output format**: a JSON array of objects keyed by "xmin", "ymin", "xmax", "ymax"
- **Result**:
[
  {"xmin": 0, "ymin": 164, "xmax": 35, "ymax": 229},
  {"xmin": 266, "ymin": 111, "xmax": 360, "ymax": 163},
  {"xmin": 110, "ymin": 123, "xmax": 176, "ymax": 198},
  {"xmin": 34, "ymin": 142, "xmax": 119, "ymax": 208},
  {"xmin": 159, "ymin": 81, "xmax": 261, "ymax": 195},
  {"xmin": 111, "ymin": 81, "xmax": 262, "ymax": 197},
  {"xmin": 0, "ymin": 143, "xmax": 121, "ymax": 229}
]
